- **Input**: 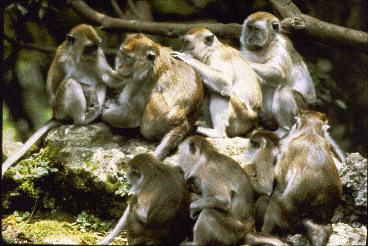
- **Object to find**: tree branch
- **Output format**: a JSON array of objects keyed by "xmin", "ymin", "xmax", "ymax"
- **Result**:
[
  {"xmin": 4, "ymin": 35, "xmax": 56, "ymax": 53},
  {"xmin": 109, "ymin": 0, "xmax": 125, "ymax": 19},
  {"xmin": 4, "ymin": 34, "xmax": 118, "ymax": 55},
  {"xmin": 127, "ymin": 0, "xmax": 143, "ymax": 20},
  {"xmin": 65, "ymin": 0, "xmax": 242, "ymax": 38},
  {"xmin": 268, "ymin": 0, "xmax": 368, "ymax": 54},
  {"xmin": 63, "ymin": 0, "xmax": 368, "ymax": 54}
]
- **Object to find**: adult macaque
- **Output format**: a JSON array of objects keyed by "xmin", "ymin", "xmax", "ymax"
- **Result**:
[
  {"xmin": 99, "ymin": 153, "xmax": 191, "ymax": 245},
  {"xmin": 172, "ymin": 28, "xmax": 262, "ymax": 138},
  {"xmin": 240, "ymin": 12, "xmax": 316, "ymax": 138},
  {"xmin": 102, "ymin": 34, "xmax": 203, "ymax": 161},
  {"xmin": 245, "ymin": 110, "xmax": 342, "ymax": 246},
  {"xmin": 2, "ymin": 24, "xmax": 123, "ymax": 177},
  {"xmin": 178, "ymin": 135, "xmax": 288, "ymax": 245}
]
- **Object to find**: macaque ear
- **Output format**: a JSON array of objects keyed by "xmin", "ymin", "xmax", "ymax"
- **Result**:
[
  {"xmin": 67, "ymin": 33, "xmax": 75, "ymax": 43},
  {"xmin": 146, "ymin": 50, "xmax": 156, "ymax": 62},
  {"xmin": 204, "ymin": 34, "xmax": 215, "ymax": 46},
  {"xmin": 271, "ymin": 20, "xmax": 280, "ymax": 31},
  {"xmin": 250, "ymin": 139, "xmax": 261, "ymax": 149}
]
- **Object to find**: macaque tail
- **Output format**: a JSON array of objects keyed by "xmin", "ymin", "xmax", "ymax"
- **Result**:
[
  {"xmin": 324, "ymin": 132, "xmax": 346, "ymax": 162},
  {"xmin": 2, "ymin": 119, "xmax": 62, "ymax": 177},
  {"xmin": 98, "ymin": 204, "xmax": 130, "ymax": 245}
]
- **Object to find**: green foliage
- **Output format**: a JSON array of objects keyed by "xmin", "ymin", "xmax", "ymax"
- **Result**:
[
  {"xmin": 72, "ymin": 211, "xmax": 111, "ymax": 233},
  {"xmin": 115, "ymin": 177, "xmax": 131, "ymax": 197},
  {"xmin": 6, "ymin": 0, "xmax": 57, "ymax": 23},
  {"xmin": 13, "ymin": 210, "xmax": 31, "ymax": 222},
  {"xmin": 15, "ymin": 152, "xmax": 58, "ymax": 198}
]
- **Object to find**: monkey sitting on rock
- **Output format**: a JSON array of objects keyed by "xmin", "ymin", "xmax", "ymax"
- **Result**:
[
  {"xmin": 245, "ymin": 110, "xmax": 342, "ymax": 246},
  {"xmin": 178, "ymin": 135, "xmax": 288, "ymax": 245},
  {"xmin": 172, "ymin": 28, "xmax": 262, "ymax": 138},
  {"xmin": 98, "ymin": 153, "xmax": 192, "ymax": 245},
  {"xmin": 101, "ymin": 34, "xmax": 203, "ymax": 161},
  {"xmin": 240, "ymin": 12, "xmax": 316, "ymax": 138},
  {"xmin": 2, "ymin": 24, "xmax": 124, "ymax": 177}
]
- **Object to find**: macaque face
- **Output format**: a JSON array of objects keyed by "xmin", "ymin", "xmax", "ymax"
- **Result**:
[
  {"xmin": 180, "ymin": 28, "xmax": 215, "ymax": 61},
  {"xmin": 115, "ymin": 34, "xmax": 157, "ymax": 81},
  {"xmin": 242, "ymin": 12, "xmax": 280, "ymax": 51}
]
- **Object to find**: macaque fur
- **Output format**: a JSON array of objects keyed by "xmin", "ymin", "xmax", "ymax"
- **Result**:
[
  {"xmin": 172, "ymin": 28, "xmax": 262, "ymax": 138},
  {"xmin": 246, "ymin": 110, "xmax": 342, "ymax": 246},
  {"xmin": 2, "ymin": 24, "xmax": 123, "ymax": 177},
  {"xmin": 240, "ymin": 12, "xmax": 316, "ymax": 138},
  {"xmin": 102, "ymin": 34, "xmax": 203, "ymax": 161},
  {"xmin": 99, "ymin": 153, "xmax": 191, "ymax": 245},
  {"xmin": 178, "ymin": 135, "xmax": 288, "ymax": 245}
]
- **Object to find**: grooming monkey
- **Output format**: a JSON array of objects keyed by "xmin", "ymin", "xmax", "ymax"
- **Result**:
[
  {"xmin": 101, "ymin": 34, "xmax": 203, "ymax": 161},
  {"xmin": 172, "ymin": 28, "xmax": 262, "ymax": 138},
  {"xmin": 99, "ymin": 154, "xmax": 192, "ymax": 245},
  {"xmin": 2, "ymin": 24, "xmax": 124, "ymax": 177},
  {"xmin": 240, "ymin": 12, "xmax": 316, "ymax": 138},
  {"xmin": 245, "ymin": 111, "xmax": 342, "ymax": 246},
  {"xmin": 178, "ymin": 135, "xmax": 288, "ymax": 245}
]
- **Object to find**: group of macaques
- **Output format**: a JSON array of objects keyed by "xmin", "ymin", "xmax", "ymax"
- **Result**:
[{"xmin": 3, "ymin": 11, "xmax": 344, "ymax": 246}]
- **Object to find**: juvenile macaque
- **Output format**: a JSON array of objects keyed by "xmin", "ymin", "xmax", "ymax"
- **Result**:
[
  {"xmin": 240, "ymin": 12, "xmax": 316, "ymax": 138},
  {"xmin": 102, "ymin": 34, "xmax": 203, "ymax": 160},
  {"xmin": 178, "ymin": 135, "xmax": 288, "ymax": 245},
  {"xmin": 2, "ymin": 24, "xmax": 123, "ymax": 177},
  {"xmin": 172, "ymin": 28, "xmax": 262, "ymax": 138},
  {"xmin": 99, "ymin": 153, "xmax": 191, "ymax": 245},
  {"xmin": 245, "ymin": 110, "xmax": 342, "ymax": 246},
  {"xmin": 245, "ymin": 130, "xmax": 280, "ymax": 196}
]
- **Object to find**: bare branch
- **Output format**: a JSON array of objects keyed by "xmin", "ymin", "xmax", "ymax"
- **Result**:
[
  {"xmin": 110, "ymin": 0, "xmax": 125, "ymax": 19},
  {"xmin": 66, "ymin": 0, "xmax": 367, "ymax": 53},
  {"xmin": 268, "ymin": 0, "xmax": 368, "ymax": 54},
  {"xmin": 4, "ymin": 34, "xmax": 118, "ymax": 55},
  {"xmin": 127, "ymin": 0, "xmax": 143, "ymax": 20},
  {"xmin": 4, "ymin": 35, "xmax": 56, "ymax": 53},
  {"xmin": 65, "ymin": 0, "xmax": 242, "ymax": 38}
]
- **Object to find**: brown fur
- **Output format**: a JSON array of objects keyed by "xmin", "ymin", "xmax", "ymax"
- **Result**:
[
  {"xmin": 102, "ymin": 34, "xmax": 204, "ymax": 160},
  {"xmin": 247, "ymin": 110, "xmax": 342, "ymax": 246},
  {"xmin": 174, "ymin": 28, "xmax": 262, "ymax": 138},
  {"xmin": 178, "ymin": 135, "xmax": 288, "ymax": 245}
]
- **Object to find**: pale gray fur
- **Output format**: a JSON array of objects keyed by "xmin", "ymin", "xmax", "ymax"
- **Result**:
[
  {"xmin": 240, "ymin": 13, "xmax": 316, "ymax": 138},
  {"xmin": 172, "ymin": 28, "xmax": 262, "ymax": 138}
]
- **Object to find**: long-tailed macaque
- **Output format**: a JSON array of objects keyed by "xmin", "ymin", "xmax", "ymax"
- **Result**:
[
  {"xmin": 172, "ymin": 28, "xmax": 262, "ymax": 138},
  {"xmin": 240, "ymin": 12, "xmax": 316, "ymax": 138},
  {"xmin": 178, "ymin": 135, "xmax": 288, "ymax": 245},
  {"xmin": 98, "ymin": 153, "xmax": 191, "ymax": 245},
  {"xmin": 2, "ymin": 24, "xmax": 124, "ymax": 177},
  {"xmin": 245, "ymin": 111, "xmax": 342, "ymax": 246},
  {"xmin": 101, "ymin": 34, "xmax": 203, "ymax": 161}
]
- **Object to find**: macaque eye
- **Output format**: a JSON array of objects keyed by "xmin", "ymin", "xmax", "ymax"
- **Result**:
[
  {"xmin": 189, "ymin": 140, "xmax": 197, "ymax": 154},
  {"xmin": 84, "ymin": 44, "xmax": 98, "ymax": 54},
  {"xmin": 122, "ymin": 52, "xmax": 131, "ymax": 59},
  {"xmin": 130, "ymin": 170, "xmax": 141, "ymax": 178}
]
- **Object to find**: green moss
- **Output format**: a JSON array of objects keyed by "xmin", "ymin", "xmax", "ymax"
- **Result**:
[
  {"xmin": 92, "ymin": 163, "xmax": 99, "ymax": 171},
  {"xmin": 40, "ymin": 145, "xmax": 63, "ymax": 162},
  {"xmin": 2, "ymin": 211, "xmax": 126, "ymax": 244}
]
